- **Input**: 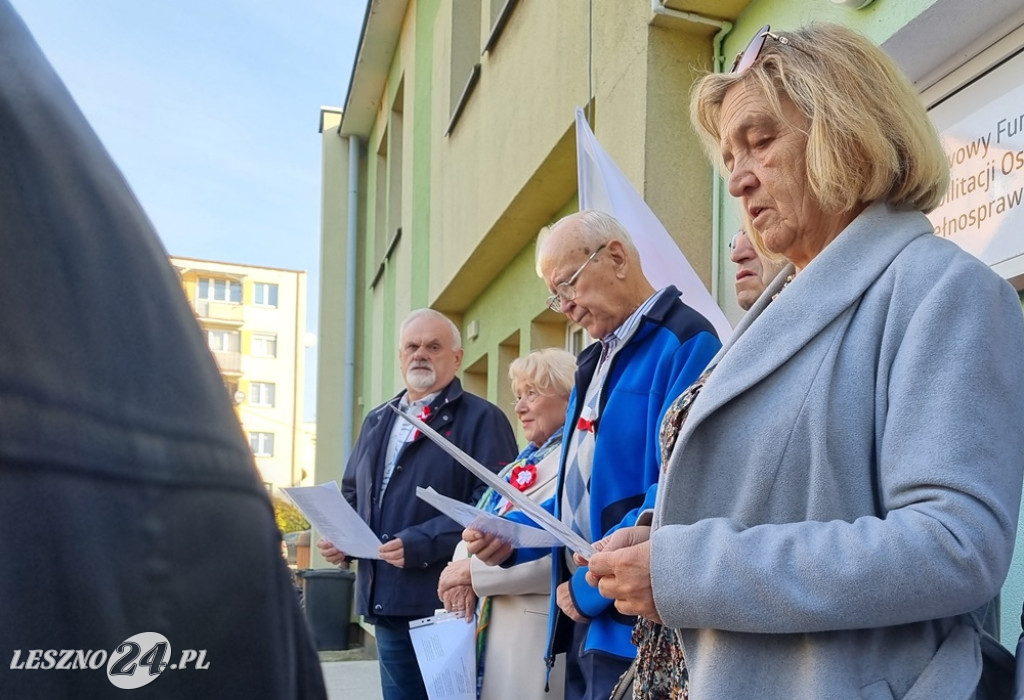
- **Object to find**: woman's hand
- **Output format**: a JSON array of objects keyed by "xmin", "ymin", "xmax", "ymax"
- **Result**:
[
  {"xmin": 576, "ymin": 525, "xmax": 651, "ymax": 570},
  {"xmin": 585, "ymin": 526, "xmax": 660, "ymax": 623},
  {"xmin": 462, "ymin": 528, "xmax": 513, "ymax": 566},
  {"xmin": 441, "ymin": 583, "xmax": 477, "ymax": 621},
  {"xmin": 437, "ymin": 559, "xmax": 472, "ymax": 597}
]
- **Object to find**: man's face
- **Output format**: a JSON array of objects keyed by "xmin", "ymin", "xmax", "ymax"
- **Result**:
[
  {"xmin": 398, "ymin": 316, "xmax": 463, "ymax": 399},
  {"xmin": 730, "ymin": 229, "xmax": 787, "ymax": 311},
  {"xmin": 730, "ymin": 230, "xmax": 766, "ymax": 311},
  {"xmin": 539, "ymin": 227, "xmax": 625, "ymax": 339}
]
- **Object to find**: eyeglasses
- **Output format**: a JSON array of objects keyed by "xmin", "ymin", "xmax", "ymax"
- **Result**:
[
  {"xmin": 728, "ymin": 231, "xmax": 745, "ymax": 250},
  {"xmin": 545, "ymin": 244, "xmax": 606, "ymax": 313},
  {"xmin": 730, "ymin": 24, "xmax": 795, "ymax": 74},
  {"xmin": 513, "ymin": 388, "xmax": 543, "ymax": 407}
]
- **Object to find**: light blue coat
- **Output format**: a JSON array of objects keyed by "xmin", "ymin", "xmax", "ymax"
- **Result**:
[{"xmin": 652, "ymin": 203, "xmax": 1024, "ymax": 699}]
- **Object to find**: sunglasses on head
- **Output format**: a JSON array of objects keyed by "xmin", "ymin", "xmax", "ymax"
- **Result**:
[{"xmin": 730, "ymin": 24, "xmax": 796, "ymax": 74}]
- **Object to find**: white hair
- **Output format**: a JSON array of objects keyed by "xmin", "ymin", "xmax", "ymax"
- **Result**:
[
  {"xmin": 399, "ymin": 308, "xmax": 462, "ymax": 350},
  {"xmin": 536, "ymin": 210, "xmax": 640, "ymax": 276}
]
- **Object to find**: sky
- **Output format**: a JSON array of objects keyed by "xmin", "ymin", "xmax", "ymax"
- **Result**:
[{"xmin": 9, "ymin": 0, "xmax": 365, "ymax": 420}]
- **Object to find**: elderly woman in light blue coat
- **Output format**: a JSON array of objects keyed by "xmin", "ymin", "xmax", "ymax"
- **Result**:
[{"xmin": 586, "ymin": 22, "xmax": 1024, "ymax": 700}]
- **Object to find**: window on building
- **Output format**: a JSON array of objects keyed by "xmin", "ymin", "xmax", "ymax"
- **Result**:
[
  {"xmin": 208, "ymin": 329, "xmax": 241, "ymax": 353},
  {"xmin": 251, "ymin": 333, "xmax": 278, "ymax": 358},
  {"xmin": 250, "ymin": 382, "xmax": 276, "ymax": 407},
  {"xmin": 485, "ymin": 0, "xmax": 519, "ymax": 53},
  {"xmin": 197, "ymin": 277, "xmax": 242, "ymax": 303},
  {"xmin": 375, "ymin": 134, "xmax": 388, "ymax": 264},
  {"xmin": 253, "ymin": 282, "xmax": 278, "ymax": 307},
  {"xmin": 567, "ymin": 325, "xmax": 594, "ymax": 357},
  {"xmin": 446, "ymin": 1, "xmax": 482, "ymax": 135},
  {"xmin": 249, "ymin": 432, "xmax": 274, "ymax": 457}
]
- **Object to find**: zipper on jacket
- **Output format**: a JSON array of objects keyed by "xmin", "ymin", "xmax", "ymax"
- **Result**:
[{"xmin": 544, "ymin": 653, "xmax": 554, "ymax": 692}]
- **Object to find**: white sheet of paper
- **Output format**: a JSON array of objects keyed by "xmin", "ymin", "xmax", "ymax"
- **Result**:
[
  {"xmin": 391, "ymin": 405, "xmax": 594, "ymax": 558},
  {"xmin": 416, "ymin": 487, "xmax": 561, "ymax": 549},
  {"xmin": 409, "ymin": 611, "xmax": 477, "ymax": 700},
  {"xmin": 282, "ymin": 481, "xmax": 382, "ymax": 560}
]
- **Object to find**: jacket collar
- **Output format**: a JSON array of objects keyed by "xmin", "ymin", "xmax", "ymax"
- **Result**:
[
  {"xmin": 685, "ymin": 203, "xmax": 933, "ymax": 428},
  {"xmin": 577, "ymin": 285, "xmax": 681, "ymax": 377},
  {"xmin": 385, "ymin": 376, "xmax": 463, "ymax": 417},
  {"xmin": 367, "ymin": 377, "xmax": 464, "ymax": 438}
]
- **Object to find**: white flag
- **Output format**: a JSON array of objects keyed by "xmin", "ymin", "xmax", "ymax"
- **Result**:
[{"xmin": 575, "ymin": 107, "xmax": 732, "ymax": 340}]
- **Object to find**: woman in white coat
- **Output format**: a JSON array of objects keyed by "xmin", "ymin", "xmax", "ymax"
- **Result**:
[
  {"xmin": 585, "ymin": 22, "xmax": 1024, "ymax": 700},
  {"xmin": 438, "ymin": 348, "xmax": 576, "ymax": 699}
]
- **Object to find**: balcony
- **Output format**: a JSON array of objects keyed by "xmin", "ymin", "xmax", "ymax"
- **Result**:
[
  {"xmin": 212, "ymin": 351, "xmax": 243, "ymax": 377},
  {"xmin": 194, "ymin": 300, "xmax": 244, "ymax": 326}
]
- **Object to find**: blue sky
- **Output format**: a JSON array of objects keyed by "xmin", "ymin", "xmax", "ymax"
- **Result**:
[{"xmin": 9, "ymin": 0, "xmax": 364, "ymax": 420}]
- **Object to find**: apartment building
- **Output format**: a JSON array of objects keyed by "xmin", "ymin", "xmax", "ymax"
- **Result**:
[{"xmin": 172, "ymin": 256, "xmax": 309, "ymax": 492}]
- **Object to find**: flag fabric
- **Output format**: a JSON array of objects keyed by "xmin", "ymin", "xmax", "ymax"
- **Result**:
[{"xmin": 575, "ymin": 107, "xmax": 732, "ymax": 340}]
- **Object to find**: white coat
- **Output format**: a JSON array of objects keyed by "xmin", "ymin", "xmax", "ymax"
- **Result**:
[{"xmin": 452, "ymin": 448, "xmax": 565, "ymax": 699}]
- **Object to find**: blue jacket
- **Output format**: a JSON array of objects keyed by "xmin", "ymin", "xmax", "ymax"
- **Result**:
[
  {"xmin": 507, "ymin": 287, "xmax": 721, "ymax": 665},
  {"xmin": 342, "ymin": 378, "xmax": 518, "ymax": 621}
]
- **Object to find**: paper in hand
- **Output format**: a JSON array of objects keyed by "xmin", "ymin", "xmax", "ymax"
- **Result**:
[
  {"xmin": 282, "ymin": 481, "xmax": 382, "ymax": 560},
  {"xmin": 416, "ymin": 487, "xmax": 561, "ymax": 548},
  {"xmin": 409, "ymin": 611, "xmax": 476, "ymax": 700},
  {"xmin": 390, "ymin": 404, "xmax": 594, "ymax": 558}
]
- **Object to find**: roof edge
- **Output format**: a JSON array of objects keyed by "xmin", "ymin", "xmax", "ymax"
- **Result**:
[{"xmin": 339, "ymin": 0, "xmax": 410, "ymax": 138}]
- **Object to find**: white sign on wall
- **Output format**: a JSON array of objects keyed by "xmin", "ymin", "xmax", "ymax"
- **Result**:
[{"xmin": 927, "ymin": 48, "xmax": 1024, "ymax": 270}]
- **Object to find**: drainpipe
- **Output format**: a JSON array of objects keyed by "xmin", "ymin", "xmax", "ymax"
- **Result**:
[
  {"xmin": 649, "ymin": 0, "xmax": 732, "ymax": 301},
  {"xmin": 342, "ymin": 135, "xmax": 360, "ymax": 464}
]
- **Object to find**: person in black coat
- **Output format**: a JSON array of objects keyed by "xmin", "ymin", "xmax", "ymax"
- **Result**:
[
  {"xmin": 319, "ymin": 309, "xmax": 517, "ymax": 700},
  {"xmin": 0, "ymin": 2, "xmax": 326, "ymax": 698}
]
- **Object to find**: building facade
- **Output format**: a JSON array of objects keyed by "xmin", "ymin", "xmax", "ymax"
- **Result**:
[
  {"xmin": 317, "ymin": 0, "xmax": 1024, "ymax": 644},
  {"xmin": 173, "ymin": 256, "xmax": 309, "ymax": 492}
]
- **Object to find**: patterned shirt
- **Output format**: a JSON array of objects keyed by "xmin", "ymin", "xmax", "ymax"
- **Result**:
[
  {"xmin": 561, "ymin": 288, "xmax": 669, "ymax": 563},
  {"xmin": 379, "ymin": 390, "xmax": 439, "ymax": 505}
]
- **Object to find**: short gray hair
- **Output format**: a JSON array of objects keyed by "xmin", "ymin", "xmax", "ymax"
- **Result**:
[
  {"xmin": 536, "ymin": 210, "xmax": 640, "ymax": 276},
  {"xmin": 399, "ymin": 308, "xmax": 462, "ymax": 350}
]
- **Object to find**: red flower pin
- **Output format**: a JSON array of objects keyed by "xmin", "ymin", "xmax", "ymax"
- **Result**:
[
  {"xmin": 576, "ymin": 406, "xmax": 596, "ymax": 433},
  {"xmin": 411, "ymin": 405, "xmax": 431, "ymax": 441},
  {"xmin": 509, "ymin": 464, "xmax": 537, "ymax": 491}
]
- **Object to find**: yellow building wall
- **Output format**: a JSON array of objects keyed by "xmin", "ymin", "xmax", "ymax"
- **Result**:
[
  {"xmin": 171, "ymin": 256, "xmax": 307, "ymax": 493},
  {"xmin": 426, "ymin": 1, "xmax": 716, "ymax": 318}
]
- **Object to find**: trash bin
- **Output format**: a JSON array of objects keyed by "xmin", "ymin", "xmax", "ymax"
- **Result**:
[{"xmin": 299, "ymin": 568, "xmax": 356, "ymax": 651}]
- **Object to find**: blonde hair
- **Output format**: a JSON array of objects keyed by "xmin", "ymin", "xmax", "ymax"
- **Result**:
[
  {"xmin": 508, "ymin": 348, "xmax": 576, "ymax": 399},
  {"xmin": 691, "ymin": 22, "xmax": 948, "ymax": 218}
]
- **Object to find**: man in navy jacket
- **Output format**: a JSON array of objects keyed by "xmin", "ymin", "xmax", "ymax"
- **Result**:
[
  {"xmin": 320, "ymin": 309, "xmax": 517, "ymax": 700},
  {"xmin": 468, "ymin": 211, "xmax": 721, "ymax": 700}
]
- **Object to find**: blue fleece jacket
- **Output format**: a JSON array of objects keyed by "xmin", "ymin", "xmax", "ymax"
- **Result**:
[{"xmin": 505, "ymin": 287, "xmax": 721, "ymax": 668}]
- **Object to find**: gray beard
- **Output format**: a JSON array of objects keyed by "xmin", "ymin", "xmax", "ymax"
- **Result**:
[{"xmin": 405, "ymin": 367, "xmax": 436, "ymax": 392}]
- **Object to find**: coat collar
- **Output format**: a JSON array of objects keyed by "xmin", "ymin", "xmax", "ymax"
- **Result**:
[
  {"xmin": 685, "ymin": 203, "xmax": 933, "ymax": 428},
  {"xmin": 367, "ymin": 377, "xmax": 464, "ymax": 435},
  {"xmin": 384, "ymin": 376, "xmax": 463, "ymax": 417},
  {"xmin": 576, "ymin": 285, "xmax": 681, "ymax": 378}
]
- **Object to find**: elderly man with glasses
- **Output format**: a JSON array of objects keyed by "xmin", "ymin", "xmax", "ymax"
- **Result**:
[{"xmin": 466, "ymin": 210, "xmax": 721, "ymax": 700}]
